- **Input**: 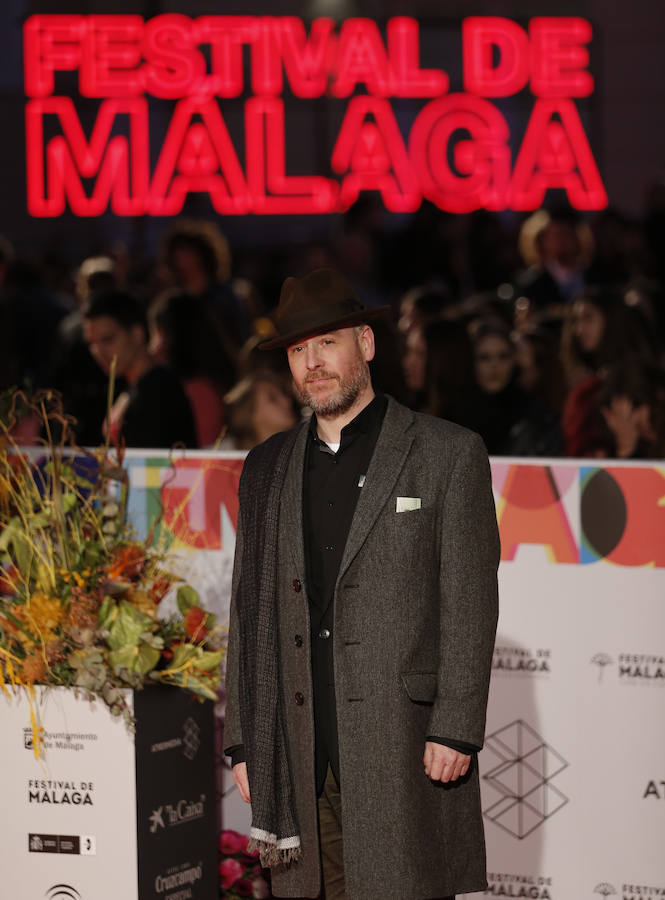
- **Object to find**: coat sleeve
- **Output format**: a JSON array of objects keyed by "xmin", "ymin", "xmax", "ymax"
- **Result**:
[
  {"xmin": 223, "ymin": 503, "xmax": 245, "ymax": 758},
  {"xmin": 426, "ymin": 430, "xmax": 500, "ymax": 749}
]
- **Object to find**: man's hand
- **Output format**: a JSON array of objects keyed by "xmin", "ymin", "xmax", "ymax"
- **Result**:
[
  {"xmin": 423, "ymin": 741, "xmax": 470, "ymax": 783},
  {"xmin": 233, "ymin": 762, "xmax": 251, "ymax": 803}
]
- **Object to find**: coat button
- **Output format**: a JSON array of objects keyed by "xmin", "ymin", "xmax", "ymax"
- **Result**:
[
  {"xmin": 294, "ymin": 634, "xmax": 303, "ymax": 648},
  {"xmin": 318, "ymin": 628, "xmax": 331, "ymax": 640},
  {"xmin": 295, "ymin": 692, "xmax": 304, "ymax": 706},
  {"xmin": 293, "ymin": 579, "xmax": 301, "ymax": 592}
]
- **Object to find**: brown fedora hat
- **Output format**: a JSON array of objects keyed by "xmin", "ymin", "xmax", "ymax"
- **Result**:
[{"xmin": 260, "ymin": 268, "xmax": 390, "ymax": 350}]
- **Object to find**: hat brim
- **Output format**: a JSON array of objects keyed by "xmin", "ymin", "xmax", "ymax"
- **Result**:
[{"xmin": 258, "ymin": 305, "xmax": 391, "ymax": 350}]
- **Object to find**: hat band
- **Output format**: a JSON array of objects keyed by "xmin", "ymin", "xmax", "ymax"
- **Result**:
[{"xmin": 275, "ymin": 298, "xmax": 364, "ymax": 338}]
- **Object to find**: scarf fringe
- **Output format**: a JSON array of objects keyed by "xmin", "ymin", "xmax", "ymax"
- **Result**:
[{"xmin": 248, "ymin": 836, "xmax": 302, "ymax": 869}]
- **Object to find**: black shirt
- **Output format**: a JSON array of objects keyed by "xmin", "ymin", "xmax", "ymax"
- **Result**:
[{"xmin": 304, "ymin": 394, "xmax": 388, "ymax": 790}]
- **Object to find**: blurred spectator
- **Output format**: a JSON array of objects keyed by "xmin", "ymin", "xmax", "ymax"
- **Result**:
[
  {"xmin": 514, "ymin": 208, "xmax": 593, "ymax": 323},
  {"xmin": 453, "ymin": 320, "xmax": 562, "ymax": 456},
  {"xmin": 403, "ymin": 318, "xmax": 474, "ymax": 420},
  {"xmin": 366, "ymin": 317, "xmax": 408, "ymax": 404},
  {"xmin": 83, "ymin": 291, "xmax": 196, "ymax": 449},
  {"xmin": 397, "ymin": 283, "xmax": 453, "ymax": 335},
  {"xmin": 149, "ymin": 291, "xmax": 237, "ymax": 448},
  {"xmin": 52, "ymin": 256, "xmax": 122, "ymax": 446},
  {"xmin": 515, "ymin": 325, "xmax": 567, "ymax": 419},
  {"xmin": 162, "ymin": 220, "xmax": 251, "ymax": 347},
  {"xmin": 221, "ymin": 372, "xmax": 299, "ymax": 450},
  {"xmin": 560, "ymin": 285, "xmax": 659, "ymax": 389},
  {"xmin": 2, "ymin": 256, "xmax": 71, "ymax": 390},
  {"xmin": 238, "ymin": 333, "xmax": 294, "ymax": 382},
  {"xmin": 0, "ymin": 236, "xmax": 17, "ymax": 391},
  {"xmin": 563, "ymin": 363, "xmax": 665, "ymax": 459}
]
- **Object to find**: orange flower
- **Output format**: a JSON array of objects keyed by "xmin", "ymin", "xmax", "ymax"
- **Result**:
[
  {"xmin": 108, "ymin": 544, "xmax": 145, "ymax": 580},
  {"xmin": 0, "ymin": 564, "xmax": 20, "ymax": 596},
  {"xmin": 21, "ymin": 653, "xmax": 46, "ymax": 683},
  {"xmin": 150, "ymin": 576, "xmax": 171, "ymax": 604},
  {"xmin": 184, "ymin": 607, "xmax": 208, "ymax": 642}
]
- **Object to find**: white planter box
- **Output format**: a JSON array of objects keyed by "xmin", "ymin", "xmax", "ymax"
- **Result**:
[{"xmin": 1, "ymin": 685, "xmax": 218, "ymax": 900}]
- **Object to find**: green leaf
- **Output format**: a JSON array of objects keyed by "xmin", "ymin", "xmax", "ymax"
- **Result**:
[
  {"xmin": 97, "ymin": 598, "xmax": 116, "ymax": 631},
  {"xmin": 61, "ymin": 492, "xmax": 79, "ymax": 514},
  {"xmin": 106, "ymin": 600, "xmax": 154, "ymax": 651},
  {"xmin": 170, "ymin": 643, "xmax": 197, "ymax": 669},
  {"xmin": 108, "ymin": 645, "xmax": 138, "ymax": 672},
  {"xmin": 151, "ymin": 669, "xmax": 218, "ymax": 701},
  {"xmin": 135, "ymin": 642, "xmax": 161, "ymax": 675},
  {"xmin": 176, "ymin": 585, "xmax": 200, "ymax": 615},
  {"xmin": 191, "ymin": 648, "xmax": 223, "ymax": 672}
]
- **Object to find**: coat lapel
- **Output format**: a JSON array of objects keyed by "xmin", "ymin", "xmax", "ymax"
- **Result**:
[
  {"xmin": 280, "ymin": 419, "xmax": 309, "ymax": 580},
  {"xmin": 337, "ymin": 398, "xmax": 415, "ymax": 582}
]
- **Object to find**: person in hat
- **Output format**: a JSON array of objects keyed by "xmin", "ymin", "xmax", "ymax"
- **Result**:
[{"xmin": 224, "ymin": 269, "xmax": 499, "ymax": 900}]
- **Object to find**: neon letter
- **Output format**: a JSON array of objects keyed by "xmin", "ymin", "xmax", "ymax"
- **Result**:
[
  {"xmin": 387, "ymin": 17, "xmax": 448, "ymax": 97},
  {"xmin": 331, "ymin": 96, "xmax": 420, "ymax": 212},
  {"xmin": 142, "ymin": 14, "xmax": 205, "ymax": 99},
  {"xmin": 148, "ymin": 98, "xmax": 250, "ymax": 216},
  {"xmin": 24, "ymin": 14, "xmax": 84, "ymax": 98},
  {"xmin": 463, "ymin": 16, "xmax": 529, "ymax": 97},
  {"xmin": 25, "ymin": 97, "xmax": 149, "ymax": 216},
  {"xmin": 529, "ymin": 17, "xmax": 593, "ymax": 98},
  {"xmin": 245, "ymin": 98, "xmax": 338, "ymax": 214},
  {"xmin": 509, "ymin": 99, "xmax": 607, "ymax": 210},
  {"xmin": 409, "ymin": 94, "xmax": 511, "ymax": 213},
  {"xmin": 197, "ymin": 16, "xmax": 258, "ymax": 98},
  {"xmin": 330, "ymin": 19, "xmax": 392, "ymax": 97},
  {"xmin": 277, "ymin": 17, "xmax": 335, "ymax": 98},
  {"xmin": 79, "ymin": 15, "xmax": 144, "ymax": 97}
]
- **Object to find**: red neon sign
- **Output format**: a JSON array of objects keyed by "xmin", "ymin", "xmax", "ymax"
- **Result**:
[{"xmin": 23, "ymin": 14, "xmax": 608, "ymax": 217}]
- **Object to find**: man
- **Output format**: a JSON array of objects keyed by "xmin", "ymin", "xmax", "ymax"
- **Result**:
[
  {"xmin": 83, "ymin": 290, "xmax": 197, "ymax": 449},
  {"xmin": 224, "ymin": 269, "xmax": 499, "ymax": 899}
]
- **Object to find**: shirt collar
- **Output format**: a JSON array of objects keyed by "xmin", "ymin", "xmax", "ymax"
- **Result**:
[{"xmin": 309, "ymin": 393, "xmax": 387, "ymax": 447}]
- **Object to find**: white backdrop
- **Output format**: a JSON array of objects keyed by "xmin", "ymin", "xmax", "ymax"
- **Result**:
[{"xmin": 120, "ymin": 452, "xmax": 665, "ymax": 899}]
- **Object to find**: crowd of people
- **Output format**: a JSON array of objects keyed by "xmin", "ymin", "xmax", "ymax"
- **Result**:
[{"xmin": 1, "ymin": 196, "xmax": 664, "ymax": 459}]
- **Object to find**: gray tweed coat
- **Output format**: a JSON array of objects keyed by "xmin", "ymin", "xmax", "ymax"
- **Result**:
[{"xmin": 225, "ymin": 397, "xmax": 499, "ymax": 899}]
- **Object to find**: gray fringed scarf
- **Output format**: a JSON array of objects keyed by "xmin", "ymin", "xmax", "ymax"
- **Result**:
[{"xmin": 236, "ymin": 426, "xmax": 303, "ymax": 868}]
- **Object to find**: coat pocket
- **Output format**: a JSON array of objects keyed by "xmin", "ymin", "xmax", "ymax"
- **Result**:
[{"xmin": 400, "ymin": 672, "xmax": 437, "ymax": 704}]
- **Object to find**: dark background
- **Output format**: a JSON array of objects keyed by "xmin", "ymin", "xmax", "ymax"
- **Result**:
[{"xmin": 2, "ymin": 0, "xmax": 664, "ymax": 265}]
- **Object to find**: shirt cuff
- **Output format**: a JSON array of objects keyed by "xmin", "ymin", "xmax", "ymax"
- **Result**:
[
  {"xmin": 224, "ymin": 744, "xmax": 246, "ymax": 767},
  {"xmin": 426, "ymin": 736, "xmax": 480, "ymax": 755}
]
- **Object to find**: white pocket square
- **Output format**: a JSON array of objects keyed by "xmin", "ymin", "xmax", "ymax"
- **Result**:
[{"xmin": 396, "ymin": 496, "xmax": 421, "ymax": 513}]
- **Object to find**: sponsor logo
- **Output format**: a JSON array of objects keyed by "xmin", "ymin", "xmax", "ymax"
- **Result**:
[
  {"xmin": 154, "ymin": 861, "xmax": 203, "ymax": 898},
  {"xmin": 493, "ymin": 646, "xmax": 551, "ymax": 676},
  {"xmin": 486, "ymin": 872, "xmax": 553, "ymax": 897},
  {"xmin": 45, "ymin": 886, "xmax": 81, "ymax": 900},
  {"xmin": 30, "ymin": 834, "xmax": 96, "ymax": 856},
  {"xmin": 149, "ymin": 795, "xmax": 206, "ymax": 832},
  {"xmin": 150, "ymin": 807, "xmax": 165, "ymax": 833},
  {"xmin": 28, "ymin": 780, "xmax": 94, "ymax": 806},
  {"xmin": 29, "ymin": 834, "xmax": 80, "ymax": 854},
  {"xmin": 150, "ymin": 717, "xmax": 201, "ymax": 760},
  {"xmin": 24, "ymin": 728, "xmax": 98, "ymax": 752},
  {"xmin": 644, "ymin": 780, "xmax": 665, "ymax": 799},
  {"xmin": 482, "ymin": 720, "xmax": 568, "ymax": 839},
  {"xmin": 593, "ymin": 882, "xmax": 665, "ymax": 899},
  {"xmin": 182, "ymin": 718, "xmax": 200, "ymax": 760},
  {"xmin": 590, "ymin": 653, "xmax": 614, "ymax": 682},
  {"xmin": 591, "ymin": 652, "xmax": 665, "ymax": 685}
]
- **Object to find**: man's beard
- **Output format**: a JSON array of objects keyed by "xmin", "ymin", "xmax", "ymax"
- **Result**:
[{"xmin": 295, "ymin": 356, "xmax": 370, "ymax": 418}]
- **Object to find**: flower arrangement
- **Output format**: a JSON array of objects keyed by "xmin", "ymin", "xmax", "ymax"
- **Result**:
[
  {"xmin": 0, "ymin": 389, "xmax": 223, "ymax": 755},
  {"xmin": 219, "ymin": 830, "xmax": 270, "ymax": 898}
]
